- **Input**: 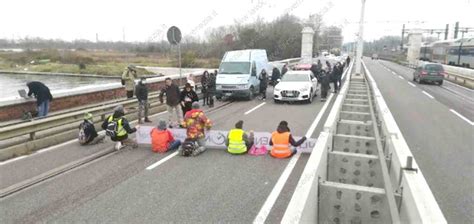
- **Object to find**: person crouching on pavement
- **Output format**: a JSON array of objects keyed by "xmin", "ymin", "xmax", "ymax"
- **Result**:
[
  {"xmin": 180, "ymin": 83, "xmax": 199, "ymax": 117},
  {"xmin": 102, "ymin": 105, "xmax": 138, "ymax": 150},
  {"xmin": 78, "ymin": 112, "xmax": 105, "ymax": 145},
  {"xmin": 226, "ymin": 120, "xmax": 254, "ymax": 155},
  {"xmin": 269, "ymin": 121, "xmax": 306, "ymax": 159},
  {"xmin": 150, "ymin": 119, "xmax": 181, "ymax": 153},
  {"xmin": 180, "ymin": 102, "xmax": 212, "ymax": 156},
  {"xmin": 136, "ymin": 77, "xmax": 151, "ymax": 124}
]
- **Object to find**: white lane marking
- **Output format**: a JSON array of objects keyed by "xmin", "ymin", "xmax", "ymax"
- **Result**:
[
  {"xmin": 392, "ymin": 71, "xmax": 396, "ymax": 75},
  {"xmin": 146, "ymin": 151, "xmax": 179, "ymax": 170},
  {"xmin": 422, "ymin": 91, "xmax": 435, "ymax": 99},
  {"xmin": 253, "ymin": 92, "xmax": 335, "ymax": 224},
  {"xmin": 244, "ymin": 102, "xmax": 266, "ymax": 115},
  {"xmin": 450, "ymin": 109, "xmax": 474, "ymax": 126},
  {"xmin": 0, "ymin": 111, "xmax": 168, "ymax": 166},
  {"xmin": 408, "ymin": 82, "xmax": 416, "ymax": 87},
  {"xmin": 398, "ymin": 75, "xmax": 404, "ymax": 80}
]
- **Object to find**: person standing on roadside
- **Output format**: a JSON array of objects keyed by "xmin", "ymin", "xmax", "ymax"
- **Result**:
[
  {"xmin": 159, "ymin": 78, "xmax": 182, "ymax": 128},
  {"xmin": 320, "ymin": 69, "xmax": 331, "ymax": 101},
  {"xmin": 135, "ymin": 77, "xmax": 151, "ymax": 124},
  {"xmin": 258, "ymin": 69, "xmax": 268, "ymax": 100},
  {"xmin": 180, "ymin": 83, "xmax": 199, "ymax": 117},
  {"xmin": 26, "ymin": 81, "xmax": 53, "ymax": 117},
  {"xmin": 271, "ymin": 66, "xmax": 281, "ymax": 86},
  {"xmin": 207, "ymin": 72, "xmax": 216, "ymax": 107},
  {"xmin": 122, "ymin": 65, "xmax": 138, "ymax": 98},
  {"xmin": 201, "ymin": 70, "xmax": 210, "ymax": 106},
  {"xmin": 281, "ymin": 64, "xmax": 288, "ymax": 76},
  {"xmin": 346, "ymin": 56, "xmax": 351, "ymax": 66}
]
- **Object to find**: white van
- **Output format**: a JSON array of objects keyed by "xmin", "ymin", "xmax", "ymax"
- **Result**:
[{"xmin": 215, "ymin": 49, "xmax": 270, "ymax": 100}]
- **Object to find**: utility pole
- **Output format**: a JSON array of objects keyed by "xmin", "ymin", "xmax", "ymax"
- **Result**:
[
  {"xmin": 355, "ymin": 0, "xmax": 366, "ymax": 75},
  {"xmin": 444, "ymin": 24, "xmax": 449, "ymax": 40},
  {"xmin": 401, "ymin": 24, "xmax": 405, "ymax": 51},
  {"xmin": 454, "ymin": 22, "xmax": 459, "ymax": 39}
]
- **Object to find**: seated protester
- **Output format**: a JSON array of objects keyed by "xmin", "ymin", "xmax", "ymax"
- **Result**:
[
  {"xmin": 180, "ymin": 102, "xmax": 212, "ymax": 156},
  {"xmin": 101, "ymin": 105, "xmax": 138, "ymax": 150},
  {"xmin": 225, "ymin": 120, "xmax": 254, "ymax": 155},
  {"xmin": 269, "ymin": 121, "xmax": 307, "ymax": 158},
  {"xmin": 150, "ymin": 119, "xmax": 181, "ymax": 153},
  {"xmin": 78, "ymin": 112, "xmax": 104, "ymax": 145}
]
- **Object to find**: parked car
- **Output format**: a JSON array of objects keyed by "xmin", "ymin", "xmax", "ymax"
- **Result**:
[
  {"xmin": 371, "ymin": 54, "xmax": 378, "ymax": 60},
  {"xmin": 413, "ymin": 62, "xmax": 445, "ymax": 85},
  {"xmin": 273, "ymin": 70, "xmax": 319, "ymax": 104}
]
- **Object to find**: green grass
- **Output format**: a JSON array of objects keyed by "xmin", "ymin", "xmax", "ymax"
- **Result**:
[{"xmin": 0, "ymin": 50, "xmax": 220, "ymax": 76}]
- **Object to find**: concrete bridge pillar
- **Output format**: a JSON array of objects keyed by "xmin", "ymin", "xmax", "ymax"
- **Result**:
[
  {"xmin": 301, "ymin": 27, "xmax": 315, "ymax": 64},
  {"xmin": 407, "ymin": 30, "xmax": 422, "ymax": 66}
]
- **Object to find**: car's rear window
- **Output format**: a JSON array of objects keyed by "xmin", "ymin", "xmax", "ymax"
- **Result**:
[{"xmin": 424, "ymin": 64, "xmax": 443, "ymax": 71}]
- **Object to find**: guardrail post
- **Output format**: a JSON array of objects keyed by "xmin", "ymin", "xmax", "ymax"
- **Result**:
[{"xmin": 398, "ymin": 156, "xmax": 418, "ymax": 187}]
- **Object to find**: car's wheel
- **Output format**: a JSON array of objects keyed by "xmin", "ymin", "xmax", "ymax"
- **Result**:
[
  {"xmin": 274, "ymin": 99, "xmax": 281, "ymax": 104},
  {"xmin": 413, "ymin": 76, "xmax": 416, "ymax": 81},
  {"xmin": 418, "ymin": 77, "xmax": 423, "ymax": 84},
  {"xmin": 438, "ymin": 80, "xmax": 443, "ymax": 85}
]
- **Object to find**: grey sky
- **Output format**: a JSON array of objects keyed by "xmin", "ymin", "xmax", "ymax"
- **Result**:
[{"xmin": 1, "ymin": 0, "xmax": 473, "ymax": 43}]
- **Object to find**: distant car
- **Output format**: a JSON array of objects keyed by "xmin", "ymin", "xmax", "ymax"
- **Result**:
[
  {"xmin": 413, "ymin": 62, "xmax": 445, "ymax": 85},
  {"xmin": 273, "ymin": 70, "xmax": 319, "ymax": 104},
  {"xmin": 293, "ymin": 63, "xmax": 312, "ymax": 71},
  {"xmin": 371, "ymin": 54, "xmax": 378, "ymax": 60}
]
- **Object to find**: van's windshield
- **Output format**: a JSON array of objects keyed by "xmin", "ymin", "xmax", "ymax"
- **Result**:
[{"xmin": 219, "ymin": 62, "xmax": 250, "ymax": 74}]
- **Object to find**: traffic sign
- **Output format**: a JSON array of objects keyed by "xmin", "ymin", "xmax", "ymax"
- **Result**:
[{"xmin": 167, "ymin": 26, "xmax": 182, "ymax": 45}]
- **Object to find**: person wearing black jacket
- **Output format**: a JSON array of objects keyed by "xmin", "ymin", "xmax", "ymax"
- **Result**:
[
  {"xmin": 101, "ymin": 105, "xmax": 137, "ymax": 150},
  {"xmin": 207, "ymin": 72, "xmax": 216, "ymax": 107},
  {"xmin": 332, "ymin": 62, "xmax": 343, "ymax": 93},
  {"xmin": 281, "ymin": 64, "xmax": 288, "ymax": 76},
  {"xmin": 271, "ymin": 67, "xmax": 281, "ymax": 86},
  {"xmin": 26, "ymin": 81, "xmax": 53, "ymax": 117},
  {"xmin": 320, "ymin": 70, "xmax": 331, "ymax": 101},
  {"xmin": 201, "ymin": 70, "xmax": 210, "ymax": 106},
  {"xmin": 258, "ymin": 69, "xmax": 268, "ymax": 100},
  {"xmin": 180, "ymin": 83, "xmax": 199, "ymax": 117},
  {"xmin": 159, "ymin": 78, "xmax": 182, "ymax": 127},
  {"xmin": 135, "ymin": 77, "xmax": 151, "ymax": 124}
]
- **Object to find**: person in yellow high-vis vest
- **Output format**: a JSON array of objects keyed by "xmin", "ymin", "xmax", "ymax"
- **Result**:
[
  {"xmin": 226, "ymin": 120, "xmax": 254, "ymax": 155},
  {"xmin": 270, "ymin": 121, "xmax": 306, "ymax": 158}
]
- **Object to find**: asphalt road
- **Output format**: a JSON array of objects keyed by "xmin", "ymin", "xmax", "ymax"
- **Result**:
[
  {"xmin": 0, "ymin": 84, "xmax": 339, "ymax": 223},
  {"xmin": 364, "ymin": 58, "xmax": 474, "ymax": 223}
]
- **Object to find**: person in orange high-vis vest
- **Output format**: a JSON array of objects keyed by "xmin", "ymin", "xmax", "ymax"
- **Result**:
[
  {"xmin": 270, "ymin": 121, "xmax": 307, "ymax": 158},
  {"xmin": 150, "ymin": 119, "xmax": 181, "ymax": 153}
]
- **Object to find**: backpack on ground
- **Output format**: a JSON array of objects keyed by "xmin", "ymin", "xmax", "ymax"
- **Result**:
[
  {"xmin": 181, "ymin": 139, "xmax": 197, "ymax": 157},
  {"xmin": 106, "ymin": 119, "xmax": 119, "ymax": 138},
  {"xmin": 78, "ymin": 122, "xmax": 91, "ymax": 144}
]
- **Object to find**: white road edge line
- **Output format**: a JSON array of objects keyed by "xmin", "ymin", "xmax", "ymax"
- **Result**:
[
  {"xmin": 244, "ymin": 102, "xmax": 266, "ymax": 115},
  {"xmin": 253, "ymin": 92, "xmax": 335, "ymax": 224},
  {"xmin": 392, "ymin": 71, "xmax": 397, "ymax": 75},
  {"xmin": 422, "ymin": 91, "xmax": 435, "ymax": 99},
  {"xmin": 450, "ymin": 109, "xmax": 474, "ymax": 126},
  {"xmin": 146, "ymin": 151, "xmax": 179, "ymax": 170},
  {"xmin": 408, "ymin": 82, "xmax": 416, "ymax": 87},
  {"xmin": 398, "ymin": 75, "xmax": 404, "ymax": 80},
  {"xmin": 0, "ymin": 111, "xmax": 168, "ymax": 166}
]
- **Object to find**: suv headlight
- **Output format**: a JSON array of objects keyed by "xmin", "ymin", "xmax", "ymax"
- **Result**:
[{"xmin": 274, "ymin": 88, "xmax": 281, "ymax": 92}]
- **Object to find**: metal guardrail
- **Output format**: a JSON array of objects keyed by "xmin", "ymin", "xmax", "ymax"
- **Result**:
[{"xmin": 0, "ymin": 74, "xmax": 201, "ymax": 142}]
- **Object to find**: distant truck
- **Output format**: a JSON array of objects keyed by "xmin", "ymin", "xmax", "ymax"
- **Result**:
[{"xmin": 215, "ymin": 49, "xmax": 270, "ymax": 100}]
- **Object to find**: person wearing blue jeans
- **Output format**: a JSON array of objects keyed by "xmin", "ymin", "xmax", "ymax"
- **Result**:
[{"xmin": 27, "ymin": 81, "xmax": 53, "ymax": 117}]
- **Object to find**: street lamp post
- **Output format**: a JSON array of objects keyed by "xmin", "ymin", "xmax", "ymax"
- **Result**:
[{"xmin": 355, "ymin": 0, "xmax": 366, "ymax": 75}]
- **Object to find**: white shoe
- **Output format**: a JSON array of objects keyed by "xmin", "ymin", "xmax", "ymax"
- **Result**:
[{"xmin": 115, "ymin": 142, "xmax": 123, "ymax": 150}]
